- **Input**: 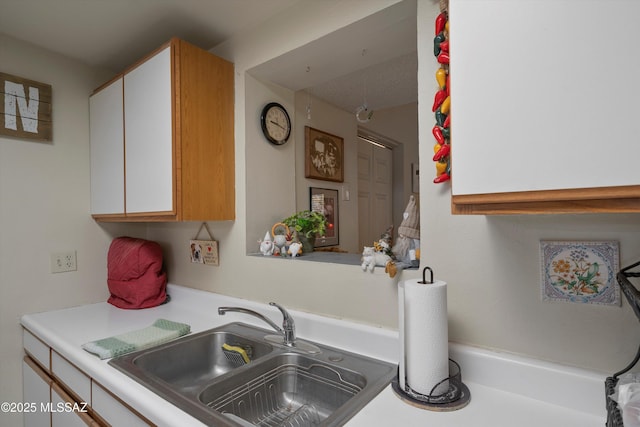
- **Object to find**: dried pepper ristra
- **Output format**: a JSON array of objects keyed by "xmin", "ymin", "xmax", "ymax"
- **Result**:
[
  {"xmin": 440, "ymin": 96, "xmax": 451, "ymax": 115},
  {"xmin": 437, "ymin": 51, "xmax": 450, "ymax": 65},
  {"xmin": 436, "ymin": 68, "xmax": 447, "ymax": 90},
  {"xmin": 435, "ymin": 109, "xmax": 447, "ymax": 127},
  {"xmin": 434, "ymin": 32, "xmax": 446, "ymax": 56},
  {"xmin": 432, "ymin": 125, "xmax": 445, "ymax": 145},
  {"xmin": 433, "ymin": 143, "xmax": 451, "ymax": 162},
  {"xmin": 435, "ymin": 12, "xmax": 447, "ymax": 35},
  {"xmin": 439, "ymin": 39, "xmax": 449, "ymax": 53},
  {"xmin": 434, "ymin": 160, "xmax": 451, "ymax": 183},
  {"xmin": 434, "ymin": 172, "xmax": 451, "ymax": 183},
  {"xmin": 433, "ymin": 9, "xmax": 450, "ymax": 185},
  {"xmin": 432, "ymin": 89, "xmax": 447, "ymax": 112}
]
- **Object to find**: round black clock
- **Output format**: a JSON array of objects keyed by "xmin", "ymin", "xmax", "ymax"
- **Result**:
[{"xmin": 260, "ymin": 102, "xmax": 291, "ymax": 145}]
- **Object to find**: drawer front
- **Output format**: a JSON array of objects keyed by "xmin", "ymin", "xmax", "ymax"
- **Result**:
[
  {"xmin": 91, "ymin": 381, "xmax": 151, "ymax": 426},
  {"xmin": 51, "ymin": 381, "xmax": 98, "ymax": 427},
  {"xmin": 23, "ymin": 329, "xmax": 50, "ymax": 371},
  {"xmin": 51, "ymin": 351, "xmax": 91, "ymax": 404}
]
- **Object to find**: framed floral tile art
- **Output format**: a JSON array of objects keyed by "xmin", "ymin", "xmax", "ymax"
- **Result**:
[{"xmin": 540, "ymin": 240, "xmax": 620, "ymax": 306}]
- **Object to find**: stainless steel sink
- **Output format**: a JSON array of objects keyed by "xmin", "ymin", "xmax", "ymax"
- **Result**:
[{"xmin": 109, "ymin": 322, "xmax": 395, "ymax": 426}]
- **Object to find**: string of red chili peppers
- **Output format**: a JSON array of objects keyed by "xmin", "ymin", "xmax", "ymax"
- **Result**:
[{"xmin": 432, "ymin": 10, "xmax": 450, "ymax": 184}]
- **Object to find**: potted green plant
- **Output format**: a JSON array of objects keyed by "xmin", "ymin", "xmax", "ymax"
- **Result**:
[{"xmin": 282, "ymin": 210, "xmax": 328, "ymax": 253}]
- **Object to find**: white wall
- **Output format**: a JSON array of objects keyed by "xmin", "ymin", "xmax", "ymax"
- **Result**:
[
  {"xmin": 0, "ymin": 35, "xmax": 146, "ymax": 426},
  {"xmin": 244, "ymin": 75, "xmax": 296, "ymax": 252}
]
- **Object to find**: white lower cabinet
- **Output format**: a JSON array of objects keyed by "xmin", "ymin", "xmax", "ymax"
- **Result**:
[
  {"xmin": 22, "ymin": 328, "xmax": 150, "ymax": 426},
  {"xmin": 22, "ymin": 357, "xmax": 51, "ymax": 427}
]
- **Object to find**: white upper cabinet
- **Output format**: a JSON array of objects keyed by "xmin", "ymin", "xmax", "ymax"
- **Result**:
[
  {"xmin": 89, "ymin": 77, "xmax": 124, "ymax": 215},
  {"xmin": 89, "ymin": 38, "xmax": 235, "ymax": 222},
  {"xmin": 449, "ymin": 0, "xmax": 640, "ymax": 214},
  {"xmin": 124, "ymin": 46, "xmax": 174, "ymax": 214}
]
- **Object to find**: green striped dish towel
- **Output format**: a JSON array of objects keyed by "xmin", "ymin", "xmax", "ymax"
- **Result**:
[{"xmin": 82, "ymin": 319, "xmax": 190, "ymax": 359}]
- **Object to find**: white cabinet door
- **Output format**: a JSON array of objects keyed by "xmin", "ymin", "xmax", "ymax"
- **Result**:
[
  {"xmin": 124, "ymin": 46, "xmax": 174, "ymax": 214},
  {"xmin": 450, "ymin": 0, "xmax": 640, "ymax": 196},
  {"xmin": 89, "ymin": 77, "xmax": 124, "ymax": 215},
  {"xmin": 23, "ymin": 358, "xmax": 51, "ymax": 427}
]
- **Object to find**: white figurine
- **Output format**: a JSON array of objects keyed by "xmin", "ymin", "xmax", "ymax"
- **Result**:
[
  {"xmin": 361, "ymin": 246, "xmax": 391, "ymax": 273},
  {"xmin": 288, "ymin": 242, "xmax": 303, "ymax": 257},
  {"xmin": 259, "ymin": 231, "xmax": 274, "ymax": 256}
]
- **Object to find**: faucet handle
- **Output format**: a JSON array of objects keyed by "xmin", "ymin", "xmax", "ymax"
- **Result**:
[
  {"xmin": 269, "ymin": 302, "xmax": 292, "ymax": 324},
  {"xmin": 269, "ymin": 302, "xmax": 295, "ymax": 345}
]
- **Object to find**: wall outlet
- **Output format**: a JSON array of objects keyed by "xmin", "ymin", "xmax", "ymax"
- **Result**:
[{"xmin": 51, "ymin": 251, "xmax": 77, "ymax": 273}]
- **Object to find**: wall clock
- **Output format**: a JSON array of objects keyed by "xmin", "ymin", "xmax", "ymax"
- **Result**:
[{"xmin": 260, "ymin": 102, "xmax": 291, "ymax": 145}]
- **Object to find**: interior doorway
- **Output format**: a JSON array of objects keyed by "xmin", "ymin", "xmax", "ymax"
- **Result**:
[{"xmin": 357, "ymin": 132, "xmax": 394, "ymax": 250}]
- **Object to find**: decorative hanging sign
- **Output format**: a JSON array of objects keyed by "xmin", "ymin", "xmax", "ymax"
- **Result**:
[
  {"xmin": 190, "ymin": 223, "xmax": 219, "ymax": 266},
  {"xmin": 0, "ymin": 72, "xmax": 52, "ymax": 141},
  {"xmin": 432, "ymin": 3, "xmax": 450, "ymax": 184}
]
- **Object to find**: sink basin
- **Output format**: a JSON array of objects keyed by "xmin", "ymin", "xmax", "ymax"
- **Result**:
[
  {"xmin": 200, "ymin": 353, "xmax": 368, "ymax": 426},
  {"xmin": 109, "ymin": 323, "xmax": 273, "ymax": 394},
  {"xmin": 109, "ymin": 322, "xmax": 395, "ymax": 426},
  {"xmin": 131, "ymin": 331, "xmax": 271, "ymax": 393}
]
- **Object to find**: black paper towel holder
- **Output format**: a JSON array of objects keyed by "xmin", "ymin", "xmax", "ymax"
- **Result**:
[
  {"xmin": 391, "ymin": 359, "xmax": 471, "ymax": 411},
  {"xmin": 418, "ymin": 266, "xmax": 434, "ymax": 284},
  {"xmin": 394, "ymin": 266, "xmax": 471, "ymax": 411}
]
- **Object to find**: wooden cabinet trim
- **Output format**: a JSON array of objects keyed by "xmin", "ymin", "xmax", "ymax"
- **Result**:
[
  {"xmin": 452, "ymin": 185, "xmax": 640, "ymax": 214},
  {"xmin": 24, "ymin": 355, "xmax": 52, "ymax": 385}
]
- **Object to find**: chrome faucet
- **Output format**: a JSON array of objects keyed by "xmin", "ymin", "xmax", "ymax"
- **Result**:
[{"xmin": 218, "ymin": 302, "xmax": 296, "ymax": 347}]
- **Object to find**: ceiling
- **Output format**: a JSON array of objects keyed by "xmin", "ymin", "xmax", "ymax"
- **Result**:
[
  {"xmin": 249, "ymin": 0, "xmax": 418, "ymax": 113},
  {"xmin": 1, "ymin": 0, "xmax": 419, "ymax": 114}
]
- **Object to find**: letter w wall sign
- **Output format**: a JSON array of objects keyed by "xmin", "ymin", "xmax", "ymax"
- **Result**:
[{"xmin": 1, "ymin": 72, "xmax": 52, "ymax": 141}]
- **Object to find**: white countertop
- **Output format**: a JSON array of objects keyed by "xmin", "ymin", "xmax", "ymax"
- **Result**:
[{"xmin": 21, "ymin": 284, "xmax": 607, "ymax": 426}]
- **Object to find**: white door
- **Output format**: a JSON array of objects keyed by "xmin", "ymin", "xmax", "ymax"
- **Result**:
[
  {"xmin": 89, "ymin": 77, "xmax": 124, "ymax": 215},
  {"xmin": 358, "ymin": 139, "xmax": 393, "ymax": 250},
  {"xmin": 124, "ymin": 46, "xmax": 174, "ymax": 214},
  {"xmin": 23, "ymin": 359, "xmax": 51, "ymax": 427}
]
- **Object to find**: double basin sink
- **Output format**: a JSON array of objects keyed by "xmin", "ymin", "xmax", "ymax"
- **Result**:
[{"xmin": 108, "ymin": 321, "xmax": 395, "ymax": 426}]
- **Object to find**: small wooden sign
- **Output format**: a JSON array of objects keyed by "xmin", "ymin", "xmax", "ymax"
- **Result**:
[
  {"xmin": 0, "ymin": 72, "xmax": 52, "ymax": 141},
  {"xmin": 190, "ymin": 223, "xmax": 219, "ymax": 266}
]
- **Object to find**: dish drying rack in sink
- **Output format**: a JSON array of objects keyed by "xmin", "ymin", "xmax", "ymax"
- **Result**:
[
  {"xmin": 607, "ymin": 261, "xmax": 640, "ymax": 427},
  {"xmin": 206, "ymin": 362, "xmax": 362, "ymax": 427}
]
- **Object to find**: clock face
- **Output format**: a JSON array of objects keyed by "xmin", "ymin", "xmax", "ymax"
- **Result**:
[{"xmin": 261, "ymin": 103, "xmax": 291, "ymax": 145}]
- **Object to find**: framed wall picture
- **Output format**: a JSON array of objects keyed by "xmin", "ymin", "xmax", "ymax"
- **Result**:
[
  {"xmin": 310, "ymin": 187, "xmax": 339, "ymax": 247},
  {"xmin": 305, "ymin": 126, "xmax": 344, "ymax": 182}
]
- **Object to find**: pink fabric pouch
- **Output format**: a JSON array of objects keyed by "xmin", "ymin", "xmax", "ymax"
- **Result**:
[{"xmin": 107, "ymin": 237, "xmax": 167, "ymax": 309}]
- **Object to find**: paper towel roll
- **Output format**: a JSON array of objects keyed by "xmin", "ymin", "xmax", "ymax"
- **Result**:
[{"xmin": 399, "ymin": 279, "xmax": 449, "ymax": 396}]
